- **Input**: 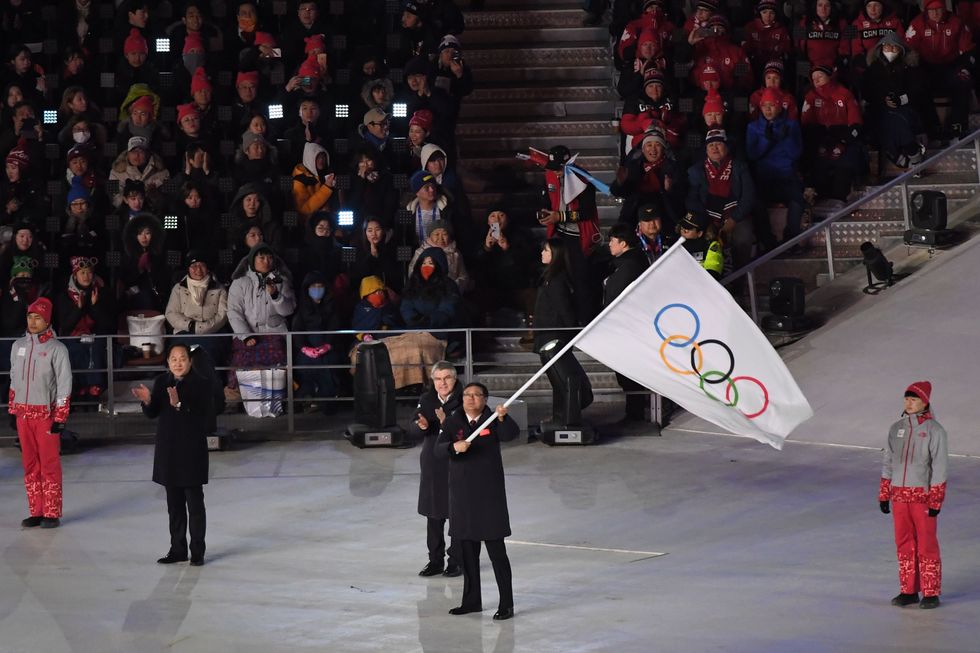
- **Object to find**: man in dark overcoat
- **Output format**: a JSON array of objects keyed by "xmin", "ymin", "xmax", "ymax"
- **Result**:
[
  {"xmin": 435, "ymin": 382, "xmax": 519, "ymax": 620},
  {"xmin": 409, "ymin": 360, "xmax": 463, "ymax": 577}
]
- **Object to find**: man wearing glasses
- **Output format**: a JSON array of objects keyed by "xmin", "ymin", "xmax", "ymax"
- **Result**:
[
  {"xmin": 410, "ymin": 361, "xmax": 464, "ymax": 578},
  {"xmin": 435, "ymin": 382, "xmax": 519, "ymax": 620}
]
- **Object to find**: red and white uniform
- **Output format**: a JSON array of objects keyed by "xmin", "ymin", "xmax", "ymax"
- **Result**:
[
  {"xmin": 801, "ymin": 81, "xmax": 862, "ymax": 127},
  {"xmin": 691, "ymin": 39, "xmax": 754, "ymax": 90},
  {"xmin": 955, "ymin": 0, "xmax": 980, "ymax": 32},
  {"xmin": 905, "ymin": 11, "xmax": 975, "ymax": 65},
  {"xmin": 797, "ymin": 16, "xmax": 851, "ymax": 69},
  {"xmin": 742, "ymin": 17, "xmax": 792, "ymax": 67},
  {"xmin": 850, "ymin": 12, "xmax": 905, "ymax": 58},
  {"xmin": 618, "ymin": 10, "xmax": 676, "ymax": 61}
]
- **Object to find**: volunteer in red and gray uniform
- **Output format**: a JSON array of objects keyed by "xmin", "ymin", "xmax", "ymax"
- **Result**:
[
  {"xmin": 905, "ymin": 0, "xmax": 976, "ymax": 138},
  {"xmin": 879, "ymin": 381, "xmax": 948, "ymax": 609},
  {"xmin": 7, "ymin": 298, "xmax": 73, "ymax": 529}
]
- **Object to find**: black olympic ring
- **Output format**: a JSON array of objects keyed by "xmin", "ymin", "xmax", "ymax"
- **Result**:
[{"xmin": 689, "ymin": 339, "xmax": 734, "ymax": 385}]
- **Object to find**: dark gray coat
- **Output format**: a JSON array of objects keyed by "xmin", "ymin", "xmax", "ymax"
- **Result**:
[
  {"xmin": 435, "ymin": 406, "xmax": 519, "ymax": 541},
  {"xmin": 144, "ymin": 370, "xmax": 214, "ymax": 488},
  {"xmin": 412, "ymin": 383, "xmax": 463, "ymax": 519}
]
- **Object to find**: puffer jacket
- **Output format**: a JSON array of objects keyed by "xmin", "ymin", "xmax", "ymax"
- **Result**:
[
  {"xmin": 7, "ymin": 328, "xmax": 72, "ymax": 422},
  {"xmin": 226, "ymin": 245, "xmax": 296, "ymax": 339},
  {"xmin": 108, "ymin": 151, "xmax": 170, "ymax": 207},
  {"xmin": 165, "ymin": 274, "xmax": 229, "ymax": 334},
  {"xmin": 879, "ymin": 412, "xmax": 948, "ymax": 511},
  {"xmin": 291, "ymin": 142, "xmax": 334, "ymax": 224}
]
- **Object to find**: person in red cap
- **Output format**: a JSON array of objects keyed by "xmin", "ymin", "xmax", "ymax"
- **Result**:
[
  {"xmin": 800, "ymin": 64, "xmax": 863, "ymax": 203},
  {"xmin": 617, "ymin": 0, "xmax": 676, "ymax": 68},
  {"xmin": 618, "ymin": 28, "xmax": 668, "ymax": 99},
  {"xmin": 879, "ymin": 381, "xmax": 948, "ymax": 609},
  {"xmin": 689, "ymin": 15, "xmax": 754, "ymax": 91},
  {"xmin": 116, "ymin": 28, "xmax": 158, "ymax": 97},
  {"xmin": 742, "ymin": 0, "xmax": 792, "ymax": 77},
  {"xmin": 905, "ymin": 0, "xmax": 975, "ymax": 139},
  {"xmin": 619, "ymin": 68, "xmax": 686, "ymax": 154},
  {"xmin": 231, "ymin": 71, "xmax": 262, "ymax": 136},
  {"xmin": 2, "ymin": 145, "xmax": 39, "ymax": 225},
  {"xmin": 748, "ymin": 61, "xmax": 799, "ymax": 121},
  {"xmin": 189, "ymin": 67, "xmax": 218, "ymax": 136},
  {"xmin": 8, "ymin": 297, "xmax": 73, "ymax": 529}
]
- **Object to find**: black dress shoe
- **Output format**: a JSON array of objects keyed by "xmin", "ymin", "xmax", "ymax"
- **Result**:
[
  {"xmin": 157, "ymin": 553, "xmax": 189, "ymax": 564},
  {"xmin": 189, "ymin": 558, "xmax": 204, "ymax": 567},
  {"xmin": 418, "ymin": 562, "xmax": 444, "ymax": 577},
  {"xmin": 448, "ymin": 605, "xmax": 482, "ymax": 615},
  {"xmin": 21, "ymin": 516, "xmax": 43, "ymax": 528},
  {"xmin": 493, "ymin": 607, "xmax": 514, "ymax": 621},
  {"xmin": 39, "ymin": 518, "xmax": 60, "ymax": 529},
  {"xmin": 919, "ymin": 596, "xmax": 940, "ymax": 609},
  {"xmin": 442, "ymin": 564, "xmax": 462, "ymax": 577},
  {"xmin": 891, "ymin": 592, "xmax": 919, "ymax": 606}
]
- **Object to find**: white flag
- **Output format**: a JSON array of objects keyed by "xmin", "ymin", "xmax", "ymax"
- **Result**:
[{"xmin": 576, "ymin": 243, "xmax": 812, "ymax": 449}]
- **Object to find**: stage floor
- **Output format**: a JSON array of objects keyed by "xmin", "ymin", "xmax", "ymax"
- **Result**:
[{"xmin": 1, "ymin": 430, "xmax": 977, "ymax": 652}]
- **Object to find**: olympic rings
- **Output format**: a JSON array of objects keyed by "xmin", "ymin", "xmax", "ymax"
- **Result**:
[{"xmin": 653, "ymin": 304, "xmax": 770, "ymax": 419}]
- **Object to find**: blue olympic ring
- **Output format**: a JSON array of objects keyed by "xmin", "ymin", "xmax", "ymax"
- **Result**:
[{"xmin": 653, "ymin": 303, "xmax": 700, "ymax": 347}]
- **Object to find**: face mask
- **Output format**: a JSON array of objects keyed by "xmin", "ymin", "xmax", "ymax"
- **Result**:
[
  {"xmin": 420, "ymin": 263, "xmax": 435, "ymax": 281},
  {"xmin": 882, "ymin": 50, "xmax": 898, "ymax": 62},
  {"xmin": 183, "ymin": 53, "xmax": 206, "ymax": 74},
  {"xmin": 367, "ymin": 293, "xmax": 385, "ymax": 308},
  {"xmin": 308, "ymin": 286, "xmax": 326, "ymax": 301},
  {"xmin": 73, "ymin": 130, "xmax": 90, "ymax": 143}
]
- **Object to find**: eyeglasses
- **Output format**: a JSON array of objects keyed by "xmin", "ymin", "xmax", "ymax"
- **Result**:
[
  {"xmin": 462, "ymin": 393, "xmax": 485, "ymax": 398},
  {"xmin": 369, "ymin": 120, "xmax": 390, "ymax": 127}
]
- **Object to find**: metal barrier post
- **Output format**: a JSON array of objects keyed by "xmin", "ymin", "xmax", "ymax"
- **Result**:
[
  {"xmin": 975, "ymin": 138, "xmax": 980, "ymax": 185},
  {"xmin": 464, "ymin": 329, "xmax": 474, "ymax": 382},
  {"xmin": 746, "ymin": 270, "xmax": 759, "ymax": 324},
  {"xmin": 823, "ymin": 226, "xmax": 835, "ymax": 282},
  {"xmin": 900, "ymin": 182, "xmax": 910, "ymax": 231},
  {"xmin": 106, "ymin": 336, "xmax": 116, "ymax": 438},
  {"xmin": 286, "ymin": 332, "xmax": 294, "ymax": 434}
]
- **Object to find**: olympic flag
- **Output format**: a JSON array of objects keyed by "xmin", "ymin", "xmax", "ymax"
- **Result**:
[{"xmin": 575, "ymin": 243, "xmax": 813, "ymax": 449}]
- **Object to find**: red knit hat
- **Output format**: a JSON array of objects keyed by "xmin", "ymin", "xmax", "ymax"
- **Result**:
[
  {"xmin": 637, "ymin": 29, "xmax": 658, "ymax": 52},
  {"xmin": 905, "ymin": 381, "xmax": 932, "ymax": 404},
  {"xmin": 408, "ymin": 109, "xmax": 433, "ymax": 132},
  {"xmin": 703, "ymin": 87, "xmax": 725, "ymax": 116},
  {"xmin": 924, "ymin": 0, "xmax": 945, "ymax": 9},
  {"xmin": 124, "ymin": 28, "xmax": 148, "ymax": 55},
  {"xmin": 304, "ymin": 34, "xmax": 326, "ymax": 54},
  {"xmin": 759, "ymin": 87, "xmax": 782, "ymax": 107},
  {"xmin": 27, "ymin": 297, "xmax": 52, "ymax": 324},
  {"xmin": 177, "ymin": 103, "xmax": 199, "ymax": 124},
  {"xmin": 130, "ymin": 95, "xmax": 154, "ymax": 116},
  {"xmin": 298, "ymin": 55, "xmax": 322, "ymax": 79},
  {"xmin": 254, "ymin": 31, "xmax": 277, "ymax": 48},
  {"xmin": 70, "ymin": 255, "xmax": 96, "ymax": 274},
  {"xmin": 190, "ymin": 67, "xmax": 212, "ymax": 94},
  {"xmin": 237, "ymin": 70, "xmax": 259, "ymax": 87},
  {"xmin": 5, "ymin": 145, "xmax": 29, "ymax": 171},
  {"xmin": 699, "ymin": 63, "xmax": 720, "ymax": 84},
  {"xmin": 183, "ymin": 31, "xmax": 205, "ymax": 54}
]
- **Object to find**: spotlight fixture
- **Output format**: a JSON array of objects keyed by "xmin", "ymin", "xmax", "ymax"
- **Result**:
[
  {"xmin": 904, "ymin": 190, "xmax": 953, "ymax": 248},
  {"xmin": 42, "ymin": 110, "xmax": 57, "ymax": 125},
  {"xmin": 345, "ymin": 341, "xmax": 405, "ymax": 448},
  {"xmin": 860, "ymin": 241, "xmax": 894, "ymax": 294},
  {"xmin": 761, "ymin": 277, "xmax": 811, "ymax": 332},
  {"xmin": 391, "ymin": 102, "xmax": 407, "ymax": 118},
  {"xmin": 334, "ymin": 104, "xmax": 349, "ymax": 118},
  {"xmin": 337, "ymin": 210, "xmax": 354, "ymax": 227},
  {"xmin": 267, "ymin": 103, "xmax": 284, "ymax": 120},
  {"xmin": 536, "ymin": 339, "xmax": 596, "ymax": 446},
  {"xmin": 155, "ymin": 38, "xmax": 170, "ymax": 53}
]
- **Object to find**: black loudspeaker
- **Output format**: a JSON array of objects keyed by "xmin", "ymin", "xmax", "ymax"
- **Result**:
[
  {"xmin": 762, "ymin": 277, "xmax": 811, "ymax": 332},
  {"xmin": 909, "ymin": 190, "xmax": 947, "ymax": 230},
  {"xmin": 537, "ymin": 340, "xmax": 597, "ymax": 446},
  {"xmin": 346, "ymin": 341, "xmax": 405, "ymax": 448}
]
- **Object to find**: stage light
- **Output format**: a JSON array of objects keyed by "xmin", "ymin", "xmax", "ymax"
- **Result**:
[
  {"xmin": 761, "ymin": 277, "xmax": 811, "ymax": 332},
  {"xmin": 43, "ymin": 110, "xmax": 57, "ymax": 124},
  {"xmin": 268, "ymin": 103, "xmax": 284, "ymax": 120},
  {"xmin": 334, "ymin": 103, "xmax": 349, "ymax": 118},
  {"xmin": 536, "ymin": 339, "xmax": 596, "ymax": 446},
  {"xmin": 337, "ymin": 210, "xmax": 354, "ymax": 226},
  {"xmin": 164, "ymin": 215, "xmax": 178, "ymax": 230},
  {"xmin": 156, "ymin": 38, "xmax": 170, "ymax": 53},
  {"xmin": 391, "ymin": 102, "xmax": 407, "ymax": 118},
  {"xmin": 861, "ymin": 241, "xmax": 894, "ymax": 294},
  {"xmin": 904, "ymin": 190, "xmax": 953, "ymax": 248},
  {"xmin": 346, "ymin": 341, "xmax": 405, "ymax": 448}
]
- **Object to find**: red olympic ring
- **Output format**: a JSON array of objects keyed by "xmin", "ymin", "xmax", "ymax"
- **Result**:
[{"xmin": 724, "ymin": 376, "xmax": 769, "ymax": 419}]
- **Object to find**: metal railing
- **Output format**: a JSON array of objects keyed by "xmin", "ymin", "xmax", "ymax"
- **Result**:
[{"xmin": 721, "ymin": 126, "xmax": 980, "ymax": 323}]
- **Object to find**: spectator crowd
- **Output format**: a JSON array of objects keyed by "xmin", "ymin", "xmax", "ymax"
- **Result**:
[{"xmin": 0, "ymin": 0, "xmax": 976, "ymax": 418}]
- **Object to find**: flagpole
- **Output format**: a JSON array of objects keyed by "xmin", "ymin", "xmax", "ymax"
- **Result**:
[{"xmin": 465, "ymin": 237, "xmax": 688, "ymax": 442}]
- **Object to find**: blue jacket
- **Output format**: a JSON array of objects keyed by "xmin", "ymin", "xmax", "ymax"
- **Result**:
[
  {"xmin": 745, "ymin": 115, "xmax": 802, "ymax": 180},
  {"xmin": 686, "ymin": 156, "xmax": 755, "ymax": 223}
]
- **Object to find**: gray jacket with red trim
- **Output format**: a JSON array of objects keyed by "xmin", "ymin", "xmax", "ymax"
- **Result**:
[
  {"xmin": 879, "ymin": 412, "xmax": 948, "ymax": 510},
  {"xmin": 7, "ymin": 328, "xmax": 72, "ymax": 422}
]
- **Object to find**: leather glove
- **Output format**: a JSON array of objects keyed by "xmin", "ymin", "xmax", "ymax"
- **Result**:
[
  {"xmin": 879, "ymin": 500, "xmax": 890, "ymax": 514},
  {"xmin": 8, "ymin": 413, "xmax": 17, "ymax": 431},
  {"xmin": 928, "ymin": 507, "xmax": 940, "ymax": 517},
  {"xmin": 50, "ymin": 422, "xmax": 65, "ymax": 435}
]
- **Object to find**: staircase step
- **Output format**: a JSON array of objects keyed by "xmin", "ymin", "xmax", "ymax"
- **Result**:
[
  {"xmin": 465, "ymin": 46, "xmax": 611, "ymax": 68},
  {"xmin": 467, "ymin": 83, "xmax": 619, "ymax": 103},
  {"xmin": 464, "ymin": 8, "xmax": 591, "ymax": 30},
  {"xmin": 463, "ymin": 152, "xmax": 620, "ymax": 172},
  {"xmin": 463, "ymin": 0, "xmax": 582, "ymax": 9},
  {"xmin": 459, "ymin": 99, "xmax": 619, "ymax": 119},
  {"xmin": 464, "ymin": 26, "xmax": 611, "ymax": 45},
  {"xmin": 470, "ymin": 65, "xmax": 613, "ymax": 83}
]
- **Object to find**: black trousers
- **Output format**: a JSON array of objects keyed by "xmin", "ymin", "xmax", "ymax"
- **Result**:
[
  {"xmin": 427, "ymin": 517, "xmax": 460, "ymax": 567},
  {"xmin": 166, "ymin": 485, "xmax": 206, "ymax": 560},
  {"xmin": 616, "ymin": 372, "xmax": 646, "ymax": 421},
  {"xmin": 459, "ymin": 539, "xmax": 513, "ymax": 611}
]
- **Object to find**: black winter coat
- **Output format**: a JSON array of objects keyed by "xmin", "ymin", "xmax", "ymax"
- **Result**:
[
  {"xmin": 603, "ymin": 247, "xmax": 649, "ymax": 306},
  {"xmin": 144, "ymin": 370, "xmax": 214, "ymax": 487},
  {"xmin": 411, "ymin": 383, "xmax": 463, "ymax": 519},
  {"xmin": 435, "ymin": 406, "xmax": 519, "ymax": 541},
  {"xmin": 533, "ymin": 271, "xmax": 577, "ymax": 352}
]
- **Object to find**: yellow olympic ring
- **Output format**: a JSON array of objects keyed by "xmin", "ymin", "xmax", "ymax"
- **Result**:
[{"xmin": 659, "ymin": 335, "xmax": 703, "ymax": 375}]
